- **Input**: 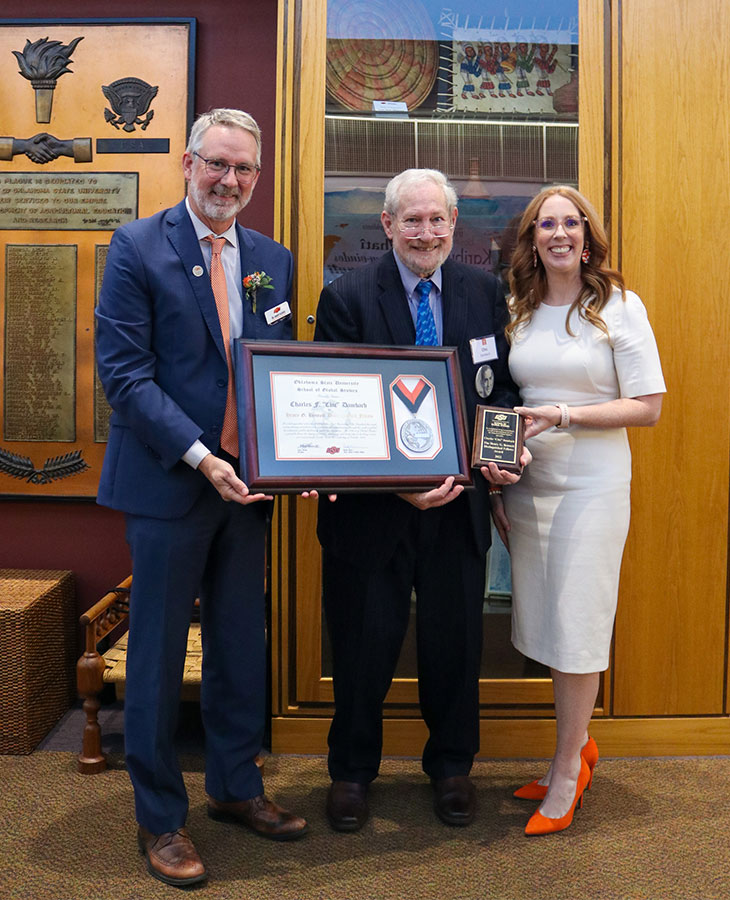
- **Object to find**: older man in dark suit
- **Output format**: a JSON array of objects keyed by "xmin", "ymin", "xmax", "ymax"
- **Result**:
[
  {"xmin": 96, "ymin": 109, "xmax": 308, "ymax": 886},
  {"xmin": 315, "ymin": 168, "xmax": 522, "ymax": 832}
]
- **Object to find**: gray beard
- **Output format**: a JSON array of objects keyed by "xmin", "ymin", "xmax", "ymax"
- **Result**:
[{"xmin": 188, "ymin": 180, "xmax": 247, "ymax": 226}]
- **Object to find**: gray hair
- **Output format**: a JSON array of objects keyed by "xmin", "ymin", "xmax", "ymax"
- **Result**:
[
  {"xmin": 186, "ymin": 108, "xmax": 262, "ymax": 167},
  {"xmin": 383, "ymin": 169, "xmax": 458, "ymax": 217}
]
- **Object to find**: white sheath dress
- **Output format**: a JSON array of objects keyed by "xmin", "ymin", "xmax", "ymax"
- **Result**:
[{"xmin": 504, "ymin": 289, "xmax": 666, "ymax": 672}]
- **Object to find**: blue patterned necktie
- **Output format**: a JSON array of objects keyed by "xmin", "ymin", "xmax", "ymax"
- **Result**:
[{"xmin": 414, "ymin": 279, "xmax": 438, "ymax": 346}]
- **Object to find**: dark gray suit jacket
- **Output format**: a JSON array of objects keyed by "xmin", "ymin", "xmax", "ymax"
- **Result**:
[{"xmin": 314, "ymin": 250, "xmax": 519, "ymax": 567}]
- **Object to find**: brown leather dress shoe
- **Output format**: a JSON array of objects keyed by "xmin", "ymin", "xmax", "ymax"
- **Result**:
[
  {"xmin": 207, "ymin": 794, "xmax": 308, "ymax": 840},
  {"xmin": 326, "ymin": 780, "xmax": 369, "ymax": 832},
  {"xmin": 137, "ymin": 826, "xmax": 207, "ymax": 886},
  {"xmin": 432, "ymin": 775, "xmax": 476, "ymax": 826}
]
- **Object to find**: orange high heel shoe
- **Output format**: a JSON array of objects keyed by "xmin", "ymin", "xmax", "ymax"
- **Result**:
[
  {"xmin": 513, "ymin": 736, "xmax": 598, "ymax": 800},
  {"xmin": 524, "ymin": 756, "xmax": 591, "ymax": 836}
]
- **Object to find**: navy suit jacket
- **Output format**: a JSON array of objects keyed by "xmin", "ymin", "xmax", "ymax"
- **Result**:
[
  {"xmin": 96, "ymin": 199, "xmax": 293, "ymax": 519},
  {"xmin": 314, "ymin": 250, "xmax": 519, "ymax": 566}
]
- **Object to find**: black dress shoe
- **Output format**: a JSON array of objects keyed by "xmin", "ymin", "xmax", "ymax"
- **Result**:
[
  {"xmin": 326, "ymin": 780, "xmax": 369, "ymax": 832},
  {"xmin": 432, "ymin": 775, "xmax": 476, "ymax": 826}
]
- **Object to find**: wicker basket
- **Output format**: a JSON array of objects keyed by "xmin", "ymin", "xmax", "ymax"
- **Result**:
[{"xmin": 0, "ymin": 569, "xmax": 76, "ymax": 754}]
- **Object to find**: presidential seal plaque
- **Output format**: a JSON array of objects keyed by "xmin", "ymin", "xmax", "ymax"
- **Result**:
[{"xmin": 471, "ymin": 405, "xmax": 524, "ymax": 474}]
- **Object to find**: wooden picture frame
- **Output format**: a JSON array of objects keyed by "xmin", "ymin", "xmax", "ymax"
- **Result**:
[{"xmin": 235, "ymin": 340, "xmax": 473, "ymax": 493}]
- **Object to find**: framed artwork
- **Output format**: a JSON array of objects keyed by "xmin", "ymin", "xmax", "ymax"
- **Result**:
[
  {"xmin": 325, "ymin": 0, "xmax": 437, "ymax": 112},
  {"xmin": 450, "ymin": 31, "xmax": 577, "ymax": 117}
]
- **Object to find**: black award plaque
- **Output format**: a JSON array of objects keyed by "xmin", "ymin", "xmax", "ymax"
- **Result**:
[{"xmin": 471, "ymin": 405, "xmax": 525, "ymax": 474}]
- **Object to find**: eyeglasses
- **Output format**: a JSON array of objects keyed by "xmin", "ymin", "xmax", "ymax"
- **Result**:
[
  {"xmin": 396, "ymin": 220, "xmax": 455, "ymax": 240},
  {"xmin": 193, "ymin": 151, "xmax": 260, "ymax": 184},
  {"xmin": 533, "ymin": 215, "xmax": 587, "ymax": 234}
]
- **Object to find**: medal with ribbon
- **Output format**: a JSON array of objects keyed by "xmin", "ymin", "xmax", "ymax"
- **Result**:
[{"xmin": 392, "ymin": 377, "xmax": 435, "ymax": 452}]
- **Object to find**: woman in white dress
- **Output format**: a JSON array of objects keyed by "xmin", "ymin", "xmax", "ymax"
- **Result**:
[{"xmin": 489, "ymin": 186, "xmax": 665, "ymax": 836}]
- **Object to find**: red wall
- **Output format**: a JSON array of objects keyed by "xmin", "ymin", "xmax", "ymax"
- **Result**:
[{"xmin": 0, "ymin": 1, "xmax": 280, "ymax": 615}]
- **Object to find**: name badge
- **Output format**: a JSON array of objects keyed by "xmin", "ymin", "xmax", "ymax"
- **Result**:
[
  {"xmin": 469, "ymin": 335, "xmax": 498, "ymax": 363},
  {"xmin": 264, "ymin": 301, "xmax": 291, "ymax": 325}
]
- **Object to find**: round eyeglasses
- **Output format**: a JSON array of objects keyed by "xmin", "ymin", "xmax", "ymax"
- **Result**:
[
  {"xmin": 396, "ymin": 221, "xmax": 455, "ymax": 240},
  {"xmin": 533, "ymin": 215, "xmax": 587, "ymax": 234},
  {"xmin": 193, "ymin": 151, "xmax": 260, "ymax": 184}
]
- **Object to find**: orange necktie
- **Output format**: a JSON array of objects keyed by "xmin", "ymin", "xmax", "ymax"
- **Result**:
[{"xmin": 204, "ymin": 235, "xmax": 238, "ymax": 456}]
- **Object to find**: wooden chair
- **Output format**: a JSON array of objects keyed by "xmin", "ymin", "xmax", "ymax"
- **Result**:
[
  {"xmin": 76, "ymin": 575, "xmax": 263, "ymax": 775},
  {"xmin": 77, "ymin": 575, "xmax": 132, "ymax": 773}
]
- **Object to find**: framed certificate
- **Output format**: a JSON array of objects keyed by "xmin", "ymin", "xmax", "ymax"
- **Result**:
[{"xmin": 234, "ymin": 340, "xmax": 473, "ymax": 493}]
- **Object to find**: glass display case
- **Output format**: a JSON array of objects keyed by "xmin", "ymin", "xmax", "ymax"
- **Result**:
[
  {"xmin": 272, "ymin": 0, "xmax": 609, "ymax": 735},
  {"xmin": 320, "ymin": 0, "xmax": 578, "ymax": 683}
]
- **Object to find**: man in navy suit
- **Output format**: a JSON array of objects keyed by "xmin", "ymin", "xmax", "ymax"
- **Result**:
[
  {"xmin": 96, "ymin": 109, "xmax": 308, "ymax": 887},
  {"xmin": 315, "ymin": 169, "xmax": 523, "ymax": 832}
]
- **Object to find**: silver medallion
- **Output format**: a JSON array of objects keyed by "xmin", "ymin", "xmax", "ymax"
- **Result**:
[
  {"xmin": 400, "ymin": 417, "xmax": 434, "ymax": 452},
  {"xmin": 475, "ymin": 364, "xmax": 494, "ymax": 399}
]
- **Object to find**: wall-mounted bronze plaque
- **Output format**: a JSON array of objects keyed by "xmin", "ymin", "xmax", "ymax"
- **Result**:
[
  {"xmin": 0, "ymin": 18, "xmax": 195, "ymax": 497},
  {"xmin": 0, "ymin": 172, "xmax": 138, "ymax": 230},
  {"xmin": 4, "ymin": 244, "xmax": 76, "ymax": 441},
  {"xmin": 471, "ymin": 405, "xmax": 525, "ymax": 475},
  {"xmin": 93, "ymin": 243, "xmax": 111, "ymax": 443}
]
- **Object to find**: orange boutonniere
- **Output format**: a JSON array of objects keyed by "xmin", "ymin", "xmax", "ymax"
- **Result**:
[{"xmin": 243, "ymin": 271, "xmax": 274, "ymax": 313}]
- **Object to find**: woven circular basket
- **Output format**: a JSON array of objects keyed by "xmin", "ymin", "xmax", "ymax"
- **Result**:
[{"xmin": 326, "ymin": 0, "xmax": 437, "ymax": 112}]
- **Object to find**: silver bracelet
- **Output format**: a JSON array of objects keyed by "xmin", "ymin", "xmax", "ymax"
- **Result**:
[{"xmin": 555, "ymin": 403, "xmax": 570, "ymax": 428}]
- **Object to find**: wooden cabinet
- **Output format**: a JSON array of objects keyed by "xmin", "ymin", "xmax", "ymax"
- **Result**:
[{"xmin": 268, "ymin": 0, "xmax": 730, "ymax": 756}]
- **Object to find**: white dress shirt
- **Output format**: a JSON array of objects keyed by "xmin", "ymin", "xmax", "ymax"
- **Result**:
[
  {"xmin": 393, "ymin": 250, "xmax": 444, "ymax": 344},
  {"xmin": 182, "ymin": 199, "xmax": 244, "ymax": 468}
]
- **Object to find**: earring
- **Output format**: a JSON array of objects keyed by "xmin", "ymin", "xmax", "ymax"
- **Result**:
[
  {"xmin": 532, "ymin": 244, "xmax": 537, "ymax": 268},
  {"xmin": 581, "ymin": 242, "xmax": 590, "ymax": 264}
]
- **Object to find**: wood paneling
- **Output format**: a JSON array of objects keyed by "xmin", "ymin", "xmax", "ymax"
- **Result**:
[
  {"xmin": 578, "ymin": 0, "xmax": 606, "ymax": 215},
  {"xmin": 612, "ymin": 0, "xmax": 730, "ymax": 715},
  {"xmin": 272, "ymin": 0, "xmax": 328, "ymax": 713},
  {"xmin": 272, "ymin": 715, "xmax": 730, "ymax": 758},
  {"xmin": 278, "ymin": 676, "xmax": 558, "ymax": 710},
  {"xmin": 291, "ymin": 0, "xmax": 327, "ymax": 342}
]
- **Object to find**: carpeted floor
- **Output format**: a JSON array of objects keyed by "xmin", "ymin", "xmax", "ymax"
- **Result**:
[{"xmin": 3, "ymin": 749, "xmax": 730, "ymax": 900}]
